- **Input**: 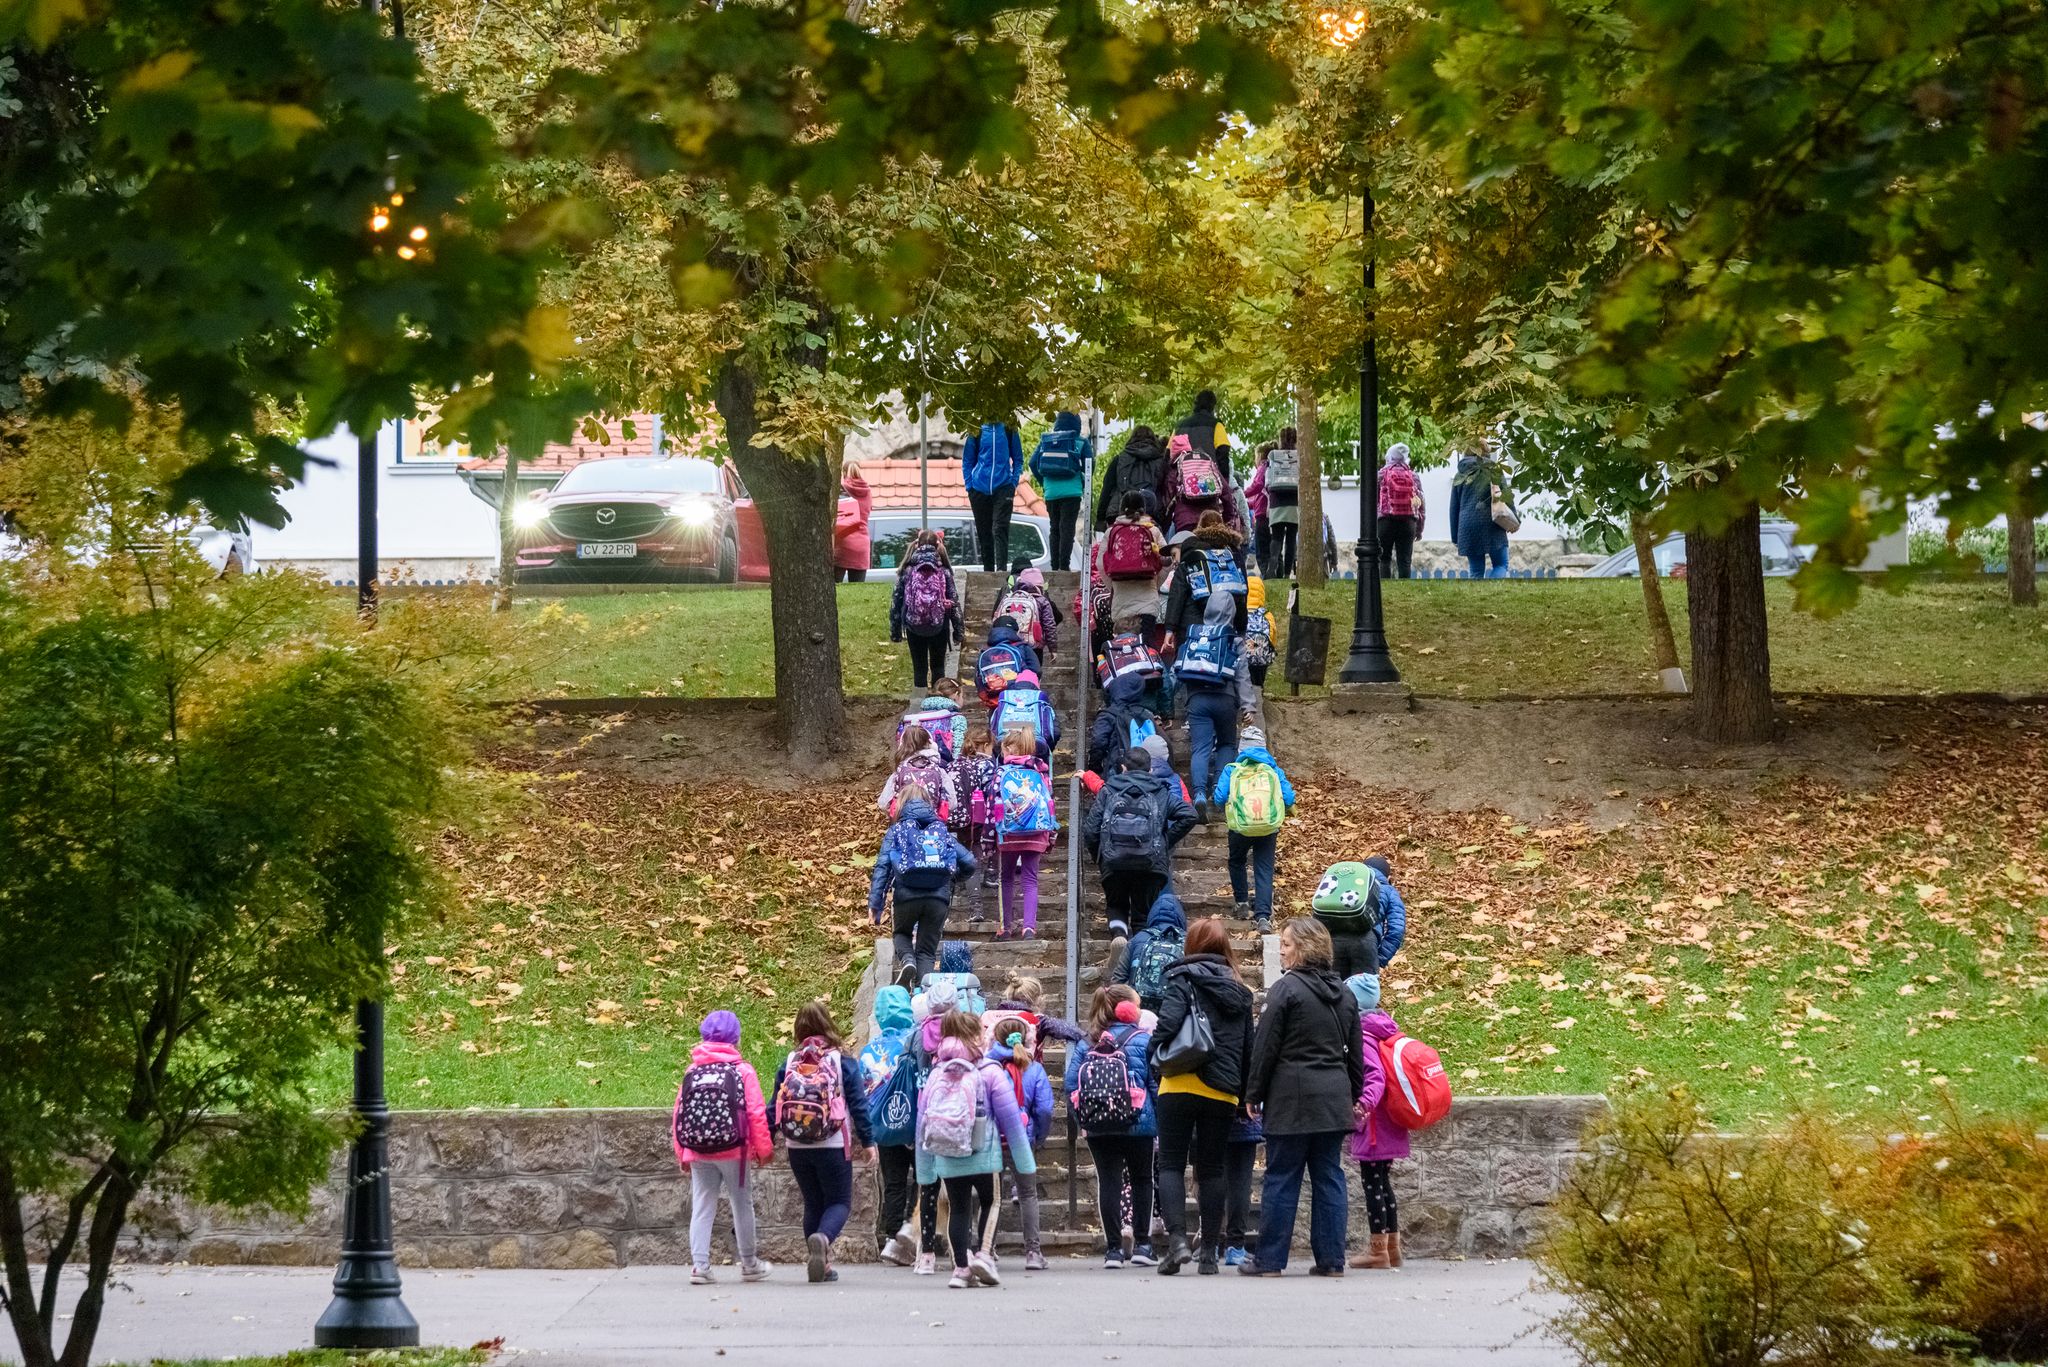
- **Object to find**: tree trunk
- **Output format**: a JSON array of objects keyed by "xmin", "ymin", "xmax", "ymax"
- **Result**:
[
  {"xmin": 1685, "ymin": 503, "xmax": 1773, "ymax": 742},
  {"xmin": 1294, "ymin": 385, "xmax": 1326, "ymax": 590},
  {"xmin": 714, "ymin": 356, "xmax": 848, "ymax": 763},
  {"xmin": 1632, "ymin": 512, "xmax": 1687, "ymax": 692},
  {"xmin": 2009, "ymin": 461, "xmax": 2037, "ymax": 607},
  {"xmin": 494, "ymin": 450, "xmax": 521, "ymax": 613}
]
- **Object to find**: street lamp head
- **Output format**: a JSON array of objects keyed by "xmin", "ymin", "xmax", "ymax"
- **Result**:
[{"xmin": 1317, "ymin": 6, "xmax": 1368, "ymax": 46}]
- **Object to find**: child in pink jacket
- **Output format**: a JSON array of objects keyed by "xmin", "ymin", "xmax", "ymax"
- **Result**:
[
  {"xmin": 673, "ymin": 1010, "xmax": 775, "ymax": 1283},
  {"xmin": 1346, "ymin": 975, "xmax": 1412, "ymax": 1271}
]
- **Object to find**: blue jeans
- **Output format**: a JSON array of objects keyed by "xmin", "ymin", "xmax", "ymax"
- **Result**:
[
  {"xmin": 1184, "ymin": 688, "xmax": 1239, "ymax": 797},
  {"xmin": 1256, "ymin": 1130, "xmax": 1350, "ymax": 1272},
  {"xmin": 1228, "ymin": 831, "xmax": 1276, "ymax": 917},
  {"xmin": 1465, "ymin": 526, "xmax": 1510, "ymax": 578}
]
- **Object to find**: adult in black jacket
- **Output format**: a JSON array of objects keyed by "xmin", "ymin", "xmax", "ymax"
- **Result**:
[
  {"xmin": 1094, "ymin": 427, "xmax": 1170, "ymax": 530},
  {"xmin": 1083, "ymin": 753, "xmax": 1198, "ymax": 940},
  {"xmin": 1149, "ymin": 918, "xmax": 1256, "ymax": 1277},
  {"xmin": 1242, "ymin": 918, "xmax": 1364, "ymax": 1277}
]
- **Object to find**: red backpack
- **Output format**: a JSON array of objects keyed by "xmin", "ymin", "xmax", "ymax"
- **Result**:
[
  {"xmin": 1378, "ymin": 466, "xmax": 1421, "ymax": 518},
  {"xmin": 1376, "ymin": 1030, "xmax": 1452, "ymax": 1131},
  {"xmin": 1104, "ymin": 520, "xmax": 1162, "ymax": 579}
]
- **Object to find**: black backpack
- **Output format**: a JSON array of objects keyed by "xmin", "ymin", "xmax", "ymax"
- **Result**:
[{"xmin": 1098, "ymin": 782, "xmax": 1163, "ymax": 871}]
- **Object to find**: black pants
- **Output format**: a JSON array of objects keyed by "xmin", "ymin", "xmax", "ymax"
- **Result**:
[
  {"xmin": 906, "ymin": 630, "xmax": 949, "ymax": 690},
  {"xmin": 892, "ymin": 895, "xmax": 949, "ymax": 980},
  {"xmin": 1047, "ymin": 496, "xmax": 1082, "ymax": 572},
  {"xmin": 1101, "ymin": 869, "xmax": 1166, "ymax": 937},
  {"xmin": 838, "ymin": 566, "xmax": 868, "ymax": 583},
  {"xmin": 1270, "ymin": 520, "xmax": 1298, "ymax": 577},
  {"xmin": 1087, "ymin": 1134, "xmax": 1155, "ymax": 1254},
  {"xmin": 1360, "ymin": 1159, "xmax": 1399, "ymax": 1234},
  {"xmin": 1253, "ymin": 517, "xmax": 1272, "ymax": 577},
  {"xmin": 943, "ymin": 1173, "xmax": 995, "ymax": 1269},
  {"xmin": 877, "ymin": 1143, "xmax": 915, "ymax": 1248},
  {"xmin": 1377, "ymin": 514, "xmax": 1416, "ymax": 579},
  {"xmin": 1156, "ymin": 1093, "xmax": 1234, "ymax": 1250},
  {"xmin": 1225, "ymin": 1139, "xmax": 1258, "ymax": 1246},
  {"xmin": 968, "ymin": 486, "xmax": 1016, "ymax": 572},
  {"xmin": 921, "ymin": 1178, "xmax": 941, "ymax": 1252},
  {"xmin": 1328, "ymin": 925, "xmax": 1382, "ymax": 979}
]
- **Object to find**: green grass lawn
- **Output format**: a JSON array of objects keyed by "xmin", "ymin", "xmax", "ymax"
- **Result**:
[{"xmin": 503, "ymin": 579, "xmax": 2048, "ymax": 700}]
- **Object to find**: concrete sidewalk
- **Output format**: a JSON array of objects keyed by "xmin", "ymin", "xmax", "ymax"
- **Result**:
[{"xmin": 73, "ymin": 1259, "xmax": 1571, "ymax": 1366}]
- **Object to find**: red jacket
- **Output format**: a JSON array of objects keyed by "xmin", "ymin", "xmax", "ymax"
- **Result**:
[{"xmin": 835, "ymin": 474, "xmax": 872, "ymax": 571}]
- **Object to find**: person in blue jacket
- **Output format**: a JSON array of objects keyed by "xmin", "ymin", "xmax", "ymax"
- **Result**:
[
  {"xmin": 1030, "ymin": 411, "xmax": 1090, "ymax": 572},
  {"xmin": 1447, "ymin": 447, "xmax": 1515, "ymax": 578},
  {"xmin": 1065, "ymin": 984, "xmax": 1159, "ymax": 1268},
  {"xmin": 963, "ymin": 419, "xmax": 1025, "ymax": 572},
  {"xmin": 1364, "ymin": 854, "xmax": 1408, "ymax": 963}
]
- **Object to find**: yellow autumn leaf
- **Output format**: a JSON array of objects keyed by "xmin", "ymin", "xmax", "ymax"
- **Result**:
[
  {"xmin": 267, "ymin": 103, "xmax": 322, "ymax": 146},
  {"xmin": 18, "ymin": 0, "xmax": 88, "ymax": 47},
  {"xmin": 120, "ymin": 50, "xmax": 195, "ymax": 93}
]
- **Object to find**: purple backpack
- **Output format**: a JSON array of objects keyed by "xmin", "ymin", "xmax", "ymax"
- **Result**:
[{"xmin": 904, "ymin": 560, "xmax": 952, "ymax": 632}]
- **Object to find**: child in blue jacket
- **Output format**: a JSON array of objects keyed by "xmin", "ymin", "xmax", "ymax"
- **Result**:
[
  {"xmin": 1365, "ymin": 854, "xmax": 1409, "ymax": 963},
  {"xmin": 1210, "ymin": 726, "xmax": 1298, "ymax": 934},
  {"xmin": 869, "ymin": 790, "xmax": 977, "ymax": 985},
  {"xmin": 1064, "ymin": 985, "xmax": 1159, "ymax": 1268}
]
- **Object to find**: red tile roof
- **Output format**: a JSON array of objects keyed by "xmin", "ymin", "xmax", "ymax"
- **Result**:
[
  {"xmin": 855, "ymin": 458, "xmax": 1047, "ymax": 517},
  {"xmin": 459, "ymin": 414, "xmax": 680, "ymax": 474}
]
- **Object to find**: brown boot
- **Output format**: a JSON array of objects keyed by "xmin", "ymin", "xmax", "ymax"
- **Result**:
[
  {"xmin": 1350, "ymin": 1233, "xmax": 1393, "ymax": 1270},
  {"xmin": 1388, "ymin": 1232, "xmax": 1404, "ymax": 1268}
]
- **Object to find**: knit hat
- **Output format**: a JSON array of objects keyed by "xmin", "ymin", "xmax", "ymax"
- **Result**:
[
  {"xmin": 1346, "ymin": 973, "xmax": 1382, "ymax": 1012},
  {"xmin": 1240, "ymin": 726, "xmax": 1267, "ymax": 750},
  {"xmin": 1017, "ymin": 567, "xmax": 1045, "ymax": 590},
  {"xmin": 1364, "ymin": 855, "xmax": 1391, "ymax": 878},
  {"xmin": 1114, "ymin": 999, "xmax": 1141, "ymax": 1025},
  {"xmin": 1386, "ymin": 442, "xmax": 1411, "ymax": 468},
  {"xmin": 699, "ymin": 1009, "xmax": 742, "ymax": 1044},
  {"xmin": 1137, "ymin": 733, "xmax": 1169, "ymax": 762},
  {"xmin": 925, "ymin": 977, "xmax": 959, "ymax": 1014},
  {"xmin": 1015, "ymin": 669, "xmax": 1040, "ymax": 689}
]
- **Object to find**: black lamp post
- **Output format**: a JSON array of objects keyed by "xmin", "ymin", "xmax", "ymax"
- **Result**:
[{"xmin": 1336, "ymin": 187, "xmax": 1400, "ymax": 685}]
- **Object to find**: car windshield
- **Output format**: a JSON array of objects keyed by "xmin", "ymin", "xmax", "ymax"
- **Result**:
[
  {"xmin": 554, "ymin": 459, "xmax": 721, "ymax": 496},
  {"xmin": 872, "ymin": 517, "xmax": 972, "ymax": 570}
]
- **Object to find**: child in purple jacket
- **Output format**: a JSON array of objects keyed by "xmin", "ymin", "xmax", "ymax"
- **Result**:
[{"xmin": 1346, "ymin": 973, "xmax": 1411, "ymax": 1271}]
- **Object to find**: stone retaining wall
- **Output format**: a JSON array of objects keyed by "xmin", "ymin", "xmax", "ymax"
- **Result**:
[{"xmin": 119, "ymin": 1096, "xmax": 1606, "ymax": 1269}]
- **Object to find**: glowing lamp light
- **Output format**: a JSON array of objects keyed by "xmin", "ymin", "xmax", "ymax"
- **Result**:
[
  {"xmin": 389, "ymin": 192, "xmax": 404, "ymax": 207},
  {"xmin": 672, "ymin": 500, "xmax": 717, "ymax": 529},
  {"xmin": 369, "ymin": 210, "xmax": 390, "ymax": 232},
  {"xmin": 1317, "ymin": 6, "xmax": 1368, "ymax": 46},
  {"xmin": 408, "ymin": 225, "xmax": 429, "ymax": 242},
  {"xmin": 396, "ymin": 245, "xmax": 417, "ymax": 261},
  {"xmin": 512, "ymin": 499, "xmax": 550, "ymax": 529}
]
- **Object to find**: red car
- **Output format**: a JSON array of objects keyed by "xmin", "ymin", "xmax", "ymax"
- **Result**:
[{"xmin": 511, "ymin": 457, "xmax": 770, "ymax": 583}]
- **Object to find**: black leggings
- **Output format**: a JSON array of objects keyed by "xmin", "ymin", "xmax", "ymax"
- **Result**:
[
  {"xmin": 1377, "ymin": 515, "xmax": 1416, "ymax": 579},
  {"xmin": 943, "ymin": 1173, "xmax": 996, "ymax": 1269},
  {"xmin": 877, "ymin": 1144, "xmax": 915, "ymax": 1249},
  {"xmin": 921, "ymin": 1179, "xmax": 941, "ymax": 1252},
  {"xmin": 1087, "ymin": 1134, "xmax": 1155, "ymax": 1254},
  {"xmin": 906, "ymin": 631, "xmax": 949, "ymax": 689},
  {"xmin": 969, "ymin": 487, "xmax": 1016, "ymax": 572},
  {"xmin": 1360, "ymin": 1159, "xmax": 1399, "ymax": 1234},
  {"xmin": 1155, "ymin": 1094, "xmax": 1234, "ymax": 1250},
  {"xmin": 1270, "ymin": 521, "xmax": 1298, "ymax": 577},
  {"xmin": 1047, "ymin": 496, "xmax": 1082, "ymax": 572}
]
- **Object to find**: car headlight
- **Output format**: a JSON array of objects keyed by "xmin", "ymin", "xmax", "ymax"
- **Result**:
[
  {"xmin": 512, "ymin": 500, "xmax": 550, "ymax": 529},
  {"xmin": 671, "ymin": 500, "xmax": 716, "ymax": 528}
]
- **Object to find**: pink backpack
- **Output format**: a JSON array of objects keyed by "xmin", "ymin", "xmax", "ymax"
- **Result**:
[
  {"xmin": 1377, "ymin": 1030, "xmax": 1452, "ymax": 1131},
  {"xmin": 889, "ymin": 753, "xmax": 951, "ymax": 822},
  {"xmin": 1104, "ymin": 520, "xmax": 1162, "ymax": 579},
  {"xmin": 994, "ymin": 588, "xmax": 1043, "ymax": 645}
]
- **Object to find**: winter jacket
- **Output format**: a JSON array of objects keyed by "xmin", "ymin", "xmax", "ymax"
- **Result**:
[
  {"xmin": 1114, "ymin": 891, "xmax": 1188, "ymax": 996},
  {"xmin": 673, "ymin": 1040, "xmax": 775, "ymax": 1167},
  {"xmin": 995, "ymin": 753, "xmax": 1058, "ymax": 854},
  {"xmin": 771, "ymin": 1044, "xmax": 876, "ymax": 1150},
  {"xmin": 1063, "ymin": 1022, "xmax": 1159, "ymax": 1139},
  {"xmin": 1029, "ymin": 412, "xmax": 1089, "ymax": 503},
  {"xmin": 1149, "ymin": 954, "xmax": 1256, "ymax": 1103},
  {"xmin": 835, "ymin": 472, "xmax": 872, "ymax": 572},
  {"xmin": 1173, "ymin": 403, "xmax": 1229, "ymax": 462},
  {"xmin": 1245, "ymin": 461, "xmax": 1270, "ymax": 522},
  {"xmin": 1245, "ymin": 966, "xmax": 1364, "ymax": 1136},
  {"xmin": 890, "ymin": 544, "xmax": 962, "ymax": 642},
  {"xmin": 869, "ymin": 798, "xmax": 977, "ymax": 916},
  {"xmin": 962, "ymin": 422, "xmax": 1024, "ymax": 496},
  {"xmin": 1087, "ymin": 676, "xmax": 1154, "ymax": 775},
  {"xmin": 977, "ymin": 624, "xmax": 1042, "ymax": 688},
  {"xmin": 948, "ymin": 752, "xmax": 998, "ymax": 832},
  {"xmin": 1448, "ymin": 453, "xmax": 1515, "ymax": 557},
  {"xmin": 1095, "ymin": 431, "xmax": 1171, "ymax": 529},
  {"xmin": 1163, "ymin": 530, "xmax": 1252, "ymax": 636},
  {"xmin": 916, "ymin": 1039, "xmax": 1039, "ymax": 1183},
  {"xmin": 1083, "ymin": 769, "xmax": 1196, "ymax": 877},
  {"xmin": 1350, "ymin": 1011, "xmax": 1414, "ymax": 1161},
  {"xmin": 1379, "ymin": 880, "xmax": 1408, "ymax": 963},
  {"xmin": 877, "ymin": 744, "xmax": 959, "ymax": 818},
  {"xmin": 988, "ymin": 1039, "xmax": 1056, "ymax": 1147},
  {"xmin": 1209, "ymin": 746, "xmax": 1299, "ymax": 815}
]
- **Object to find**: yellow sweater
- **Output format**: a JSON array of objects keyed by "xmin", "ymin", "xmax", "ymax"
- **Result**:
[{"xmin": 1159, "ymin": 1073, "xmax": 1238, "ymax": 1105}]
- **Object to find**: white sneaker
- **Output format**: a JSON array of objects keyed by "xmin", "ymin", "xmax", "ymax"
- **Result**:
[
  {"xmin": 879, "ymin": 1231, "xmax": 917, "ymax": 1266},
  {"xmin": 948, "ymin": 1268, "xmax": 969, "ymax": 1289},
  {"xmin": 969, "ymin": 1252, "xmax": 1003, "ymax": 1287},
  {"xmin": 915, "ymin": 1252, "xmax": 937, "ymax": 1276},
  {"xmin": 690, "ymin": 1267, "xmax": 715, "ymax": 1285},
  {"xmin": 740, "ymin": 1260, "xmax": 772, "ymax": 1282}
]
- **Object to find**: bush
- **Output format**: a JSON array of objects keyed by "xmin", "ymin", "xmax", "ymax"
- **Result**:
[{"xmin": 1908, "ymin": 521, "xmax": 2048, "ymax": 568}]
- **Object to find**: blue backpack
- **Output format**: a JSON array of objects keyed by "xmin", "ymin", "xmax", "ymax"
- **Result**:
[
  {"xmin": 991, "ymin": 687, "xmax": 1047, "ymax": 745},
  {"xmin": 1188, "ymin": 547, "xmax": 1249, "ymax": 601},
  {"xmin": 867, "ymin": 1049, "xmax": 922, "ymax": 1148},
  {"xmin": 1177, "ymin": 622, "xmax": 1240, "ymax": 682},
  {"xmin": 891, "ymin": 818, "xmax": 955, "ymax": 895},
  {"xmin": 996, "ymin": 764, "xmax": 1058, "ymax": 838},
  {"xmin": 1036, "ymin": 430, "xmax": 1084, "ymax": 480}
]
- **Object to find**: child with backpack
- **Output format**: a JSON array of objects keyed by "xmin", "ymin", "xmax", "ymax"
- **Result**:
[
  {"xmin": 901, "ymin": 676, "xmax": 967, "ymax": 762},
  {"xmin": 1087, "ymin": 673, "xmax": 1158, "ymax": 776},
  {"xmin": 1104, "ymin": 491, "xmax": 1168, "ymax": 630},
  {"xmin": 989, "ymin": 668, "xmax": 1058, "ymax": 761},
  {"xmin": 892, "ymin": 529, "xmax": 963, "ymax": 691},
  {"xmin": 1366, "ymin": 854, "xmax": 1409, "ymax": 964},
  {"xmin": 946, "ymin": 729, "xmax": 1001, "ymax": 919},
  {"xmin": 860, "ymin": 985, "xmax": 924, "ymax": 1266},
  {"xmin": 917, "ymin": 1008, "xmax": 1040, "ymax": 1288},
  {"xmin": 878, "ymin": 724, "xmax": 957, "ymax": 821},
  {"xmin": 992, "ymin": 566, "xmax": 1061, "ymax": 660},
  {"xmin": 1311, "ymin": 860, "xmax": 1388, "ymax": 980},
  {"xmin": 1085, "ymin": 751, "xmax": 1196, "ymax": 945},
  {"xmin": 975, "ymin": 618, "xmax": 1041, "ymax": 709},
  {"xmin": 1114, "ymin": 890, "xmax": 1187, "ymax": 1014},
  {"xmin": 1347, "ymin": 973, "xmax": 1442, "ymax": 1271},
  {"xmin": 870, "ymin": 781, "xmax": 978, "ymax": 983},
  {"xmin": 1064, "ymin": 985, "xmax": 1159, "ymax": 1268},
  {"xmin": 985, "ymin": 1010, "xmax": 1055, "ymax": 1270},
  {"xmin": 1029, "ymin": 411, "xmax": 1090, "ymax": 573},
  {"xmin": 672, "ymin": 1010, "xmax": 775, "ymax": 1285},
  {"xmin": 771, "ymin": 1001, "xmax": 876, "ymax": 1283},
  {"xmin": 992, "ymin": 726, "xmax": 1057, "ymax": 939},
  {"xmin": 1211, "ymin": 726, "xmax": 1297, "ymax": 935}
]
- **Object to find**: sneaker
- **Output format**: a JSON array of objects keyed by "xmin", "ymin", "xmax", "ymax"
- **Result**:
[
  {"xmin": 948, "ymin": 1269, "xmax": 969, "ymax": 1289},
  {"xmin": 968, "ymin": 1252, "xmax": 1002, "ymax": 1287},
  {"xmin": 1120, "ymin": 1225, "xmax": 1135, "ymax": 1260},
  {"xmin": 690, "ymin": 1267, "xmax": 716, "ymax": 1285},
  {"xmin": 1254, "ymin": 916, "xmax": 1274, "ymax": 935},
  {"xmin": 1309, "ymin": 1264, "xmax": 1345, "ymax": 1278},
  {"xmin": 1024, "ymin": 1249, "xmax": 1048, "ymax": 1272},
  {"xmin": 894, "ymin": 961, "xmax": 919, "ymax": 990},
  {"xmin": 915, "ymin": 1252, "xmax": 937, "ymax": 1276},
  {"xmin": 1128, "ymin": 1246, "xmax": 1158, "ymax": 1267},
  {"xmin": 1222, "ymin": 1246, "xmax": 1249, "ymax": 1267},
  {"xmin": 806, "ymin": 1232, "xmax": 830, "ymax": 1284},
  {"xmin": 1238, "ymin": 1258, "xmax": 1282, "ymax": 1277},
  {"xmin": 879, "ymin": 1231, "xmax": 916, "ymax": 1266},
  {"xmin": 1232, "ymin": 901, "xmax": 1252, "ymax": 921},
  {"xmin": 1198, "ymin": 1256, "xmax": 1219, "ymax": 1275},
  {"xmin": 740, "ymin": 1260, "xmax": 772, "ymax": 1282},
  {"xmin": 1020, "ymin": 927, "xmax": 1036, "ymax": 939},
  {"xmin": 824, "ymin": 1268, "xmax": 839, "ymax": 1282},
  {"xmin": 1102, "ymin": 1250, "xmax": 1124, "ymax": 1270}
]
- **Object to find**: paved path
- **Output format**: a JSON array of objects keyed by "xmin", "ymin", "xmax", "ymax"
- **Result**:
[{"xmin": 78, "ymin": 1260, "xmax": 1571, "ymax": 1365}]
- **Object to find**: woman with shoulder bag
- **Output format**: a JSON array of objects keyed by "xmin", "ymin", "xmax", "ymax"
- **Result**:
[{"xmin": 1149, "ymin": 916, "xmax": 1256, "ymax": 1276}]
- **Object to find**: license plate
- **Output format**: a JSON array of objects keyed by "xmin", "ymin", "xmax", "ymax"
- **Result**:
[{"xmin": 577, "ymin": 541, "xmax": 639, "ymax": 560}]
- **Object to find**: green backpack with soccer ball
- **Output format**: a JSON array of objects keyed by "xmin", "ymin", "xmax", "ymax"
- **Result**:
[{"xmin": 1311, "ymin": 860, "xmax": 1385, "ymax": 929}]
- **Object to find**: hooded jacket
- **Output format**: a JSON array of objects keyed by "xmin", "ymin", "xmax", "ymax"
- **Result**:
[
  {"xmin": 1083, "ymin": 770, "xmax": 1196, "ymax": 877},
  {"xmin": 916, "ymin": 1038, "xmax": 1039, "ymax": 1183},
  {"xmin": 1447, "ymin": 453, "xmax": 1514, "ymax": 558},
  {"xmin": 962, "ymin": 422, "xmax": 1024, "ymax": 495},
  {"xmin": 673, "ymin": 1040, "xmax": 775, "ymax": 1168},
  {"xmin": 835, "ymin": 470, "xmax": 872, "ymax": 571},
  {"xmin": 987, "ymin": 1036, "xmax": 1056, "ymax": 1147},
  {"xmin": 1209, "ymin": 745, "xmax": 1298, "ymax": 815},
  {"xmin": 1086, "ymin": 675, "xmax": 1154, "ymax": 775},
  {"xmin": 977, "ymin": 623, "xmax": 1042, "ymax": 689},
  {"xmin": 1350, "ymin": 1010, "xmax": 1414, "ymax": 1161},
  {"xmin": 1029, "ymin": 411, "xmax": 1089, "ymax": 503},
  {"xmin": 1095, "ymin": 429, "xmax": 1170, "ymax": 529},
  {"xmin": 1246, "ymin": 964, "xmax": 1365, "ymax": 1136},
  {"xmin": 1113, "ymin": 890, "xmax": 1188, "ymax": 997},
  {"xmin": 868, "ymin": 797, "xmax": 976, "ymax": 916},
  {"xmin": 1150, "ymin": 953, "xmax": 1256, "ymax": 1103},
  {"xmin": 859, "ymin": 985, "xmax": 915, "ymax": 1090},
  {"xmin": 1379, "ymin": 879, "xmax": 1408, "ymax": 963},
  {"xmin": 1062, "ymin": 1019, "xmax": 1158, "ymax": 1139},
  {"xmin": 890, "ymin": 543, "xmax": 962, "ymax": 642},
  {"xmin": 1164, "ymin": 529, "xmax": 1251, "ymax": 635}
]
